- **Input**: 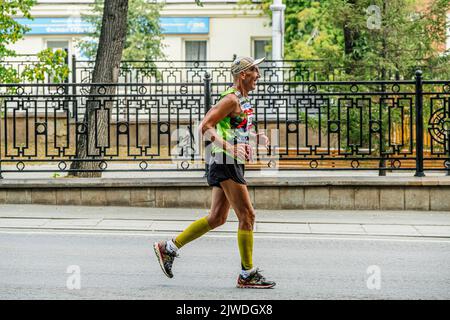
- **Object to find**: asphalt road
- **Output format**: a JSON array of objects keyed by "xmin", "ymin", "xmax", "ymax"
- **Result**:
[{"xmin": 0, "ymin": 230, "xmax": 449, "ymax": 300}]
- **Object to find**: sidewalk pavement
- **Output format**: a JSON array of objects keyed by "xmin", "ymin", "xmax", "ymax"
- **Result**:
[{"xmin": 1, "ymin": 204, "xmax": 450, "ymax": 238}]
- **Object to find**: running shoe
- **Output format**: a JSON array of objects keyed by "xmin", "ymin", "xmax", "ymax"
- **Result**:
[
  {"xmin": 236, "ymin": 268, "xmax": 276, "ymax": 289},
  {"xmin": 153, "ymin": 240, "xmax": 178, "ymax": 278}
]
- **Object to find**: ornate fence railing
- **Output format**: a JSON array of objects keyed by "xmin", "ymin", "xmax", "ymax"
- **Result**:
[
  {"xmin": 71, "ymin": 56, "xmax": 449, "ymax": 84},
  {"xmin": 0, "ymin": 71, "xmax": 449, "ymax": 177},
  {"xmin": 72, "ymin": 58, "xmax": 349, "ymax": 84},
  {"xmin": 4, "ymin": 55, "xmax": 448, "ymax": 85},
  {"xmin": 0, "ymin": 53, "xmax": 70, "ymax": 84},
  {"xmin": 0, "ymin": 55, "xmax": 42, "ymax": 81}
]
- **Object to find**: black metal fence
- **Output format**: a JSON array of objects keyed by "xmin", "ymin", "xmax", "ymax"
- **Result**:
[
  {"xmin": 72, "ymin": 56, "xmax": 449, "ymax": 84},
  {"xmin": 4, "ymin": 55, "xmax": 335, "ymax": 84},
  {"xmin": 0, "ymin": 55, "xmax": 42, "ymax": 80},
  {"xmin": 72, "ymin": 58, "xmax": 349, "ymax": 84},
  {"xmin": 0, "ymin": 53, "xmax": 70, "ymax": 84},
  {"xmin": 4, "ymin": 54, "xmax": 448, "ymax": 86},
  {"xmin": 0, "ymin": 71, "xmax": 449, "ymax": 177}
]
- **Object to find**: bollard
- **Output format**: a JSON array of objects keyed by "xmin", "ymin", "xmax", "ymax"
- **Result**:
[{"xmin": 414, "ymin": 70, "xmax": 425, "ymax": 177}]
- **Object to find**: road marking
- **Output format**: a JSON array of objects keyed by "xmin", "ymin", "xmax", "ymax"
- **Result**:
[{"xmin": 0, "ymin": 229, "xmax": 449, "ymax": 244}]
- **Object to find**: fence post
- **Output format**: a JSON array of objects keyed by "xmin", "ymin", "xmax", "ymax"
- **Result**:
[
  {"xmin": 71, "ymin": 55, "xmax": 77, "ymax": 119},
  {"xmin": 379, "ymin": 82, "xmax": 387, "ymax": 176},
  {"xmin": 203, "ymin": 72, "xmax": 212, "ymax": 177},
  {"xmin": 414, "ymin": 70, "xmax": 425, "ymax": 177},
  {"xmin": 71, "ymin": 54, "xmax": 77, "ymax": 84}
]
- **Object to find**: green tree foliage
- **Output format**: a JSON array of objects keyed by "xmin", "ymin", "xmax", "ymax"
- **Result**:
[
  {"xmin": 0, "ymin": 0, "xmax": 69, "ymax": 84},
  {"xmin": 21, "ymin": 49, "xmax": 69, "ymax": 83},
  {"xmin": 327, "ymin": 0, "xmax": 450, "ymax": 80},
  {"xmin": 258, "ymin": 0, "xmax": 450, "ymax": 80},
  {"xmin": 1, "ymin": 0, "xmax": 34, "ymax": 83},
  {"xmin": 76, "ymin": 0, "xmax": 166, "ymax": 61},
  {"xmin": 0, "ymin": 0, "xmax": 35, "ymax": 60}
]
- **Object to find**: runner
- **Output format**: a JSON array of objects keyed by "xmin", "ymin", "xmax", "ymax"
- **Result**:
[{"xmin": 154, "ymin": 56, "xmax": 275, "ymax": 289}]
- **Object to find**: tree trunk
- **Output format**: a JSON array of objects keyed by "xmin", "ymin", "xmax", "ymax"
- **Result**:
[
  {"xmin": 343, "ymin": 26, "xmax": 357, "ymax": 56},
  {"xmin": 343, "ymin": 0, "xmax": 359, "ymax": 75},
  {"xmin": 70, "ymin": 0, "xmax": 128, "ymax": 177}
]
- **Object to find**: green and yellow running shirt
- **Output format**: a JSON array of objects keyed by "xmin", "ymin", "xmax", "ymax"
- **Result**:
[{"xmin": 211, "ymin": 87, "xmax": 255, "ymax": 162}]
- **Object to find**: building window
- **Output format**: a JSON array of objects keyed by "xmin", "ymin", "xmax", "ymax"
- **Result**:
[
  {"xmin": 185, "ymin": 40, "xmax": 207, "ymax": 66},
  {"xmin": 46, "ymin": 40, "xmax": 69, "ymax": 53},
  {"xmin": 253, "ymin": 39, "xmax": 271, "ymax": 60}
]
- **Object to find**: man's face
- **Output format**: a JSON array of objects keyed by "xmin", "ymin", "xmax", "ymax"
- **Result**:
[{"xmin": 241, "ymin": 65, "xmax": 261, "ymax": 92}]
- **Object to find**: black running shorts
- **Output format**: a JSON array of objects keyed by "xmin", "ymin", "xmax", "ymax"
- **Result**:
[{"xmin": 207, "ymin": 153, "xmax": 246, "ymax": 188}]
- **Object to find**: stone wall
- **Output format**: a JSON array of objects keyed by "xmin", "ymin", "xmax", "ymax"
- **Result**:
[{"xmin": 1, "ymin": 176, "xmax": 449, "ymax": 211}]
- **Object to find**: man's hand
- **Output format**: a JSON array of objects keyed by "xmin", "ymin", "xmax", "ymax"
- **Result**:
[
  {"xmin": 256, "ymin": 132, "xmax": 269, "ymax": 147},
  {"xmin": 226, "ymin": 143, "xmax": 251, "ymax": 162}
]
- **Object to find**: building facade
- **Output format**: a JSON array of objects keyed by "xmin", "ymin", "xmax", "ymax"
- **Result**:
[
  {"xmin": 9, "ymin": 0, "xmax": 272, "ymax": 62},
  {"xmin": 7, "ymin": 0, "xmax": 449, "ymax": 73}
]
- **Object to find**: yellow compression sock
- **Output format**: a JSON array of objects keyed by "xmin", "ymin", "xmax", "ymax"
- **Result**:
[
  {"xmin": 174, "ymin": 217, "xmax": 212, "ymax": 249},
  {"xmin": 237, "ymin": 229, "xmax": 254, "ymax": 270}
]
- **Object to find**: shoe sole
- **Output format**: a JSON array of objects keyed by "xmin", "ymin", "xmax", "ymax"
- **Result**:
[
  {"xmin": 236, "ymin": 283, "xmax": 276, "ymax": 289},
  {"xmin": 153, "ymin": 242, "xmax": 173, "ymax": 279}
]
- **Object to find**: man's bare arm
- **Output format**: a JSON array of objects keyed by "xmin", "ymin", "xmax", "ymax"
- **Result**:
[{"xmin": 199, "ymin": 95, "xmax": 246, "ymax": 160}]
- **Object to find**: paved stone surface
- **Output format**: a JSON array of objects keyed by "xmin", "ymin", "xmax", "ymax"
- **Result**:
[
  {"xmin": 415, "ymin": 226, "xmax": 450, "ymax": 237},
  {"xmin": 256, "ymin": 222, "xmax": 310, "ymax": 234},
  {"xmin": 94, "ymin": 220, "xmax": 153, "ymax": 230},
  {"xmin": 309, "ymin": 223, "xmax": 366, "ymax": 235},
  {"xmin": 0, "ymin": 204, "xmax": 449, "ymax": 238},
  {"xmin": 361, "ymin": 225, "xmax": 421, "ymax": 236},
  {"xmin": 44, "ymin": 219, "xmax": 102, "ymax": 227},
  {"xmin": 0, "ymin": 218, "xmax": 50, "ymax": 228}
]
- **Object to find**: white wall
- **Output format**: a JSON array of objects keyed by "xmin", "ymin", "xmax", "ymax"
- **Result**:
[
  {"xmin": 210, "ymin": 17, "xmax": 270, "ymax": 60},
  {"xmin": 9, "ymin": 35, "xmax": 85, "ymax": 59},
  {"xmin": 8, "ymin": 37, "xmax": 44, "ymax": 55},
  {"xmin": 161, "ymin": 37, "xmax": 183, "ymax": 61},
  {"xmin": 161, "ymin": 16, "xmax": 270, "ymax": 61}
]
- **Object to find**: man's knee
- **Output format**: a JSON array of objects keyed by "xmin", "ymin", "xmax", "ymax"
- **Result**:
[
  {"xmin": 208, "ymin": 212, "xmax": 228, "ymax": 229},
  {"xmin": 238, "ymin": 208, "xmax": 255, "ymax": 229}
]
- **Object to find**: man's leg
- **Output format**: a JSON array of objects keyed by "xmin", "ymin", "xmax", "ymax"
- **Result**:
[
  {"xmin": 174, "ymin": 186, "xmax": 230, "ymax": 248},
  {"xmin": 154, "ymin": 187, "xmax": 230, "ymax": 278},
  {"xmin": 219, "ymin": 179, "xmax": 275, "ymax": 288},
  {"xmin": 219, "ymin": 180, "xmax": 255, "ymax": 270}
]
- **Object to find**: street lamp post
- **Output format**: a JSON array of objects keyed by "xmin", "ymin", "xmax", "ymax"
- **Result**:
[{"xmin": 270, "ymin": 0, "xmax": 286, "ymax": 82}]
